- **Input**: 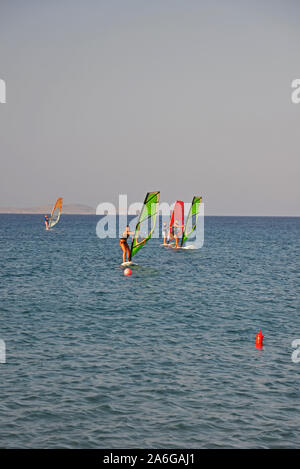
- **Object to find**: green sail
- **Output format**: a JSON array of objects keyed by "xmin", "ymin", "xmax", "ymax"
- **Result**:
[
  {"xmin": 130, "ymin": 192, "xmax": 160, "ymax": 260},
  {"xmin": 181, "ymin": 196, "xmax": 202, "ymax": 246}
]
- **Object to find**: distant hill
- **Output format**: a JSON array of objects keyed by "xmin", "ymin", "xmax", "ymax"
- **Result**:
[{"xmin": 0, "ymin": 204, "xmax": 95, "ymax": 214}]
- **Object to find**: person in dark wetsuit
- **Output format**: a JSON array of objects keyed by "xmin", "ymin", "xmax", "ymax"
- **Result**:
[
  {"xmin": 120, "ymin": 225, "xmax": 133, "ymax": 263},
  {"xmin": 44, "ymin": 215, "xmax": 49, "ymax": 230}
]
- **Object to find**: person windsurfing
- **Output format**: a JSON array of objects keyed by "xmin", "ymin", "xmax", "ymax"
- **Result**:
[
  {"xmin": 120, "ymin": 225, "xmax": 134, "ymax": 263},
  {"xmin": 162, "ymin": 222, "xmax": 168, "ymax": 245},
  {"xmin": 44, "ymin": 215, "xmax": 49, "ymax": 230},
  {"xmin": 173, "ymin": 219, "xmax": 184, "ymax": 248}
]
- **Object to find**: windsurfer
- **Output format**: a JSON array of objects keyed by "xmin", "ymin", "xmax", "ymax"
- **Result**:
[
  {"xmin": 162, "ymin": 222, "xmax": 168, "ymax": 245},
  {"xmin": 173, "ymin": 219, "xmax": 184, "ymax": 248},
  {"xmin": 44, "ymin": 215, "xmax": 49, "ymax": 230},
  {"xmin": 120, "ymin": 225, "xmax": 133, "ymax": 263}
]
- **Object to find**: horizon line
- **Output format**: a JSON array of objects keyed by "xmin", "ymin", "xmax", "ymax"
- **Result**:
[{"xmin": 0, "ymin": 212, "xmax": 299, "ymax": 217}]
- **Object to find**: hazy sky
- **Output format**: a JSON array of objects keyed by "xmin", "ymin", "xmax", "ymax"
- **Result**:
[{"xmin": 1, "ymin": 0, "xmax": 299, "ymax": 215}]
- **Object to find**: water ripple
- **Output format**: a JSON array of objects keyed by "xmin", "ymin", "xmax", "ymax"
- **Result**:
[{"xmin": 0, "ymin": 215, "xmax": 299, "ymax": 448}]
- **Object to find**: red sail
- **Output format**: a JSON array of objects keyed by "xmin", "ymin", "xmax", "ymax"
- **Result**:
[{"xmin": 169, "ymin": 200, "xmax": 184, "ymax": 242}]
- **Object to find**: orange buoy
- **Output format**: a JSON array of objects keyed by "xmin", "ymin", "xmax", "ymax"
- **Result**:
[
  {"xmin": 124, "ymin": 268, "xmax": 132, "ymax": 276},
  {"xmin": 256, "ymin": 330, "xmax": 264, "ymax": 348}
]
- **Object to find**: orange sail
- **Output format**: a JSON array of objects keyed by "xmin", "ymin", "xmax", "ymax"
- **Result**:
[{"xmin": 48, "ymin": 198, "xmax": 63, "ymax": 228}]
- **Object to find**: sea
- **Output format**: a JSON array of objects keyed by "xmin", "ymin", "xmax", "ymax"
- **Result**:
[{"xmin": 0, "ymin": 214, "xmax": 299, "ymax": 448}]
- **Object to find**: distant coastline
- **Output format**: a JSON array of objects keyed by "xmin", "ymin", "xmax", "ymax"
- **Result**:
[{"xmin": 0, "ymin": 204, "xmax": 95, "ymax": 215}]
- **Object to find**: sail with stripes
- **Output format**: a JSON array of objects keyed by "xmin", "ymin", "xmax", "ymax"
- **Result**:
[
  {"xmin": 130, "ymin": 192, "xmax": 160, "ymax": 260},
  {"xmin": 181, "ymin": 196, "xmax": 202, "ymax": 246},
  {"xmin": 48, "ymin": 197, "xmax": 63, "ymax": 229}
]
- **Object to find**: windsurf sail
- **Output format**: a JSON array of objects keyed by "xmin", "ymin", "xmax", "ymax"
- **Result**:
[
  {"xmin": 130, "ymin": 192, "xmax": 160, "ymax": 260},
  {"xmin": 168, "ymin": 200, "xmax": 184, "ymax": 244},
  {"xmin": 48, "ymin": 197, "xmax": 63, "ymax": 229},
  {"xmin": 181, "ymin": 196, "xmax": 202, "ymax": 246}
]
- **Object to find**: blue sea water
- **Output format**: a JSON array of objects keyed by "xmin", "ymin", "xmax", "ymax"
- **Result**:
[{"xmin": 0, "ymin": 214, "xmax": 299, "ymax": 448}]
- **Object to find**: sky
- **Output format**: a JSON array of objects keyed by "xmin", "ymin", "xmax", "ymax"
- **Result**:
[{"xmin": 0, "ymin": 0, "xmax": 299, "ymax": 215}]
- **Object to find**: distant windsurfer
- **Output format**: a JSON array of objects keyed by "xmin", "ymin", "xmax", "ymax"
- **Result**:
[
  {"xmin": 44, "ymin": 215, "xmax": 49, "ymax": 230},
  {"xmin": 120, "ymin": 225, "xmax": 133, "ymax": 263}
]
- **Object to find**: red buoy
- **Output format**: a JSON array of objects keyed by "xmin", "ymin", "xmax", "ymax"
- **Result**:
[
  {"xmin": 124, "ymin": 268, "xmax": 132, "ymax": 276},
  {"xmin": 256, "ymin": 330, "xmax": 264, "ymax": 348}
]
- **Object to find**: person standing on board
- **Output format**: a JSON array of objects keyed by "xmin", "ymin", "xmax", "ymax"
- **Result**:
[
  {"xmin": 44, "ymin": 215, "xmax": 49, "ymax": 230},
  {"xmin": 169, "ymin": 224, "xmax": 175, "ymax": 243},
  {"xmin": 173, "ymin": 219, "xmax": 184, "ymax": 248},
  {"xmin": 162, "ymin": 222, "xmax": 168, "ymax": 245},
  {"xmin": 120, "ymin": 225, "xmax": 133, "ymax": 263}
]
